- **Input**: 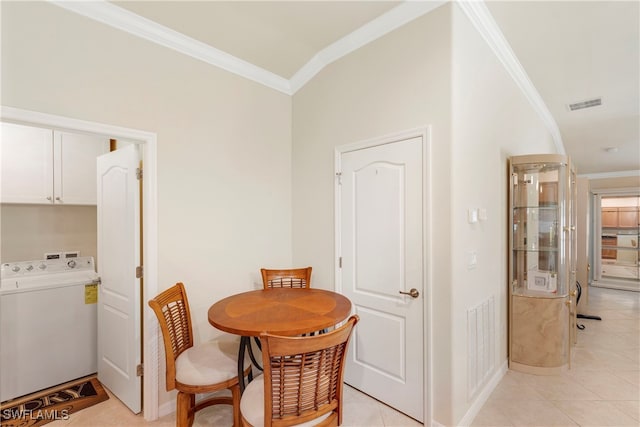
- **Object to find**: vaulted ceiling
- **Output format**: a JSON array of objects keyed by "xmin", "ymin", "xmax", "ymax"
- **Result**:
[{"xmin": 66, "ymin": 1, "xmax": 639, "ymax": 176}]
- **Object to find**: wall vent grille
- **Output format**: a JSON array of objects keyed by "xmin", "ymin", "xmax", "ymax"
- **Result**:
[
  {"xmin": 568, "ymin": 97, "xmax": 602, "ymax": 111},
  {"xmin": 468, "ymin": 295, "xmax": 495, "ymax": 399}
]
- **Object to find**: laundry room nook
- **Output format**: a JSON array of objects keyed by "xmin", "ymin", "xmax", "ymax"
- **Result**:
[{"xmin": 0, "ymin": 121, "xmax": 109, "ymax": 403}]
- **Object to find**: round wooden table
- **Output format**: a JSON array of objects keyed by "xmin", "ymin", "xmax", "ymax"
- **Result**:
[{"xmin": 208, "ymin": 288, "xmax": 352, "ymax": 392}]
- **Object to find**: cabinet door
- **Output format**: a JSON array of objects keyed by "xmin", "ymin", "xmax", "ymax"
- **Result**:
[
  {"xmin": 1, "ymin": 122, "xmax": 54, "ymax": 204},
  {"xmin": 601, "ymin": 208, "xmax": 618, "ymax": 228},
  {"xmin": 53, "ymin": 131, "xmax": 110, "ymax": 205},
  {"xmin": 601, "ymin": 236, "xmax": 617, "ymax": 259},
  {"xmin": 618, "ymin": 207, "xmax": 639, "ymax": 228}
]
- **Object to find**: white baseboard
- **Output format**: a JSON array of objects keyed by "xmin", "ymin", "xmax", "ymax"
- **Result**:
[{"xmin": 457, "ymin": 360, "xmax": 508, "ymax": 427}]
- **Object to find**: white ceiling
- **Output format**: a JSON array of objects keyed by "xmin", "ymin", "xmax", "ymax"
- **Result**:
[
  {"xmin": 100, "ymin": 1, "xmax": 639, "ymax": 176},
  {"xmin": 486, "ymin": 1, "xmax": 639, "ymax": 176},
  {"xmin": 114, "ymin": 1, "xmax": 402, "ymax": 79}
]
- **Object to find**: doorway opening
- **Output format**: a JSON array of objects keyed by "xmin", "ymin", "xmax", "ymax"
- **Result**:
[
  {"xmin": 591, "ymin": 189, "xmax": 640, "ymax": 292},
  {"xmin": 0, "ymin": 106, "xmax": 160, "ymax": 420}
]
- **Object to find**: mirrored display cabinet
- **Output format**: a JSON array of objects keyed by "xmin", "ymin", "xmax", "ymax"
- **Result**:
[{"xmin": 509, "ymin": 154, "xmax": 576, "ymax": 374}]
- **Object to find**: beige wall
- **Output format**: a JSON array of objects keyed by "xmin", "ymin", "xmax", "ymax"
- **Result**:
[
  {"xmin": 2, "ymin": 0, "xmax": 578, "ymax": 423},
  {"xmin": 292, "ymin": 3, "xmax": 557, "ymax": 424},
  {"xmin": 589, "ymin": 175, "xmax": 640, "ymax": 191},
  {"xmin": 1, "ymin": 205, "xmax": 97, "ymax": 263},
  {"xmin": 292, "ymin": 4, "xmax": 453, "ymax": 423},
  {"xmin": 450, "ymin": 5, "xmax": 555, "ymax": 423},
  {"xmin": 2, "ymin": 1, "xmax": 293, "ymax": 407}
]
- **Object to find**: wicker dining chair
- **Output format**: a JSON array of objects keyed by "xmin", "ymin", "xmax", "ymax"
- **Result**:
[
  {"xmin": 239, "ymin": 315, "xmax": 359, "ymax": 427},
  {"xmin": 260, "ymin": 267, "xmax": 312, "ymax": 289},
  {"xmin": 148, "ymin": 282, "xmax": 251, "ymax": 427}
]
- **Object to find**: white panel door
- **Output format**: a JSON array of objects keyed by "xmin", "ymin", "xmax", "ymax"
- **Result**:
[
  {"xmin": 97, "ymin": 144, "xmax": 141, "ymax": 413},
  {"xmin": 338, "ymin": 136, "xmax": 424, "ymax": 422}
]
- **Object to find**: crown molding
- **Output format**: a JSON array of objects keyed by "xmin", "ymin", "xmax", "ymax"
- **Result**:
[
  {"xmin": 49, "ymin": 0, "xmax": 292, "ymax": 95},
  {"xmin": 579, "ymin": 170, "xmax": 640, "ymax": 180},
  {"xmin": 49, "ymin": 0, "xmax": 565, "ymax": 156},
  {"xmin": 289, "ymin": 0, "xmax": 447, "ymax": 94},
  {"xmin": 456, "ymin": 0, "xmax": 565, "ymax": 155},
  {"xmin": 49, "ymin": 0, "xmax": 449, "ymax": 96}
]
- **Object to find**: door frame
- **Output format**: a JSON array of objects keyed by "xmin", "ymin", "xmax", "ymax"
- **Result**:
[
  {"xmin": 1, "ymin": 106, "xmax": 160, "ymax": 421},
  {"xmin": 590, "ymin": 187, "xmax": 640, "ymax": 290},
  {"xmin": 334, "ymin": 126, "xmax": 432, "ymax": 424}
]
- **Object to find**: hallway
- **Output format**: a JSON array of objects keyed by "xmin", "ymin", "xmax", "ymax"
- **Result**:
[{"xmin": 472, "ymin": 286, "xmax": 640, "ymax": 426}]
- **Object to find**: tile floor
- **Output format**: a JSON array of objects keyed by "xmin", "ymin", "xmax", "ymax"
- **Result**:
[
  {"xmin": 47, "ymin": 286, "xmax": 638, "ymax": 426},
  {"xmin": 472, "ymin": 286, "xmax": 639, "ymax": 427}
]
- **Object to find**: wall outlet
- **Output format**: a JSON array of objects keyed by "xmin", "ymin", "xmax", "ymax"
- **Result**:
[{"xmin": 468, "ymin": 250, "xmax": 478, "ymax": 269}]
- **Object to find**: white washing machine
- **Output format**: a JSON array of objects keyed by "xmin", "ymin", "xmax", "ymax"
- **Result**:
[{"xmin": 0, "ymin": 256, "xmax": 99, "ymax": 402}]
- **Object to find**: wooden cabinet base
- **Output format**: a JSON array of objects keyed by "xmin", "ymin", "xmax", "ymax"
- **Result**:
[
  {"xmin": 509, "ymin": 295, "xmax": 569, "ymax": 372},
  {"xmin": 509, "ymin": 361, "xmax": 568, "ymax": 375}
]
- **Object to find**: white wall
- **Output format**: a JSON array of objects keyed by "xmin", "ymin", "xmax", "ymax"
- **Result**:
[
  {"xmin": 1, "ymin": 1, "xmax": 292, "ymax": 407},
  {"xmin": 450, "ymin": 4, "xmax": 555, "ymax": 424}
]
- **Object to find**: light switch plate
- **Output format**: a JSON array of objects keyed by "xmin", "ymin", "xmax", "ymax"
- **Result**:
[{"xmin": 468, "ymin": 208, "xmax": 478, "ymax": 223}]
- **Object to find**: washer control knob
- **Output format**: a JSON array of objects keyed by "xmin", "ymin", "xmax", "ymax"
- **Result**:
[
  {"xmin": 38, "ymin": 263, "xmax": 47, "ymax": 270},
  {"xmin": 11, "ymin": 265, "xmax": 20, "ymax": 272},
  {"xmin": 67, "ymin": 260, "xmax": 77, "ymax": 268},
  {"xmin": 25, "ymin": 265, "xmax": 34, "ymax": 271}
]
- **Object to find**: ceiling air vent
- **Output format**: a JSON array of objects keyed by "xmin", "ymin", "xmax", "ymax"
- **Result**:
[{"xmin": 567, "ymin": 97, "xmax": 602, "ymax": 111}]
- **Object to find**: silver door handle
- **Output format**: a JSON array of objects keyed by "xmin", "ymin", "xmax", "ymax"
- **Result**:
[{"xmin": 399, "ymin": 288, "xmax": 419, "ymax": 298}]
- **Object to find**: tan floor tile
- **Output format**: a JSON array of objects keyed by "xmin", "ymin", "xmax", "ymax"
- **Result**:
[
  {"xmin": 611, "ymin": 400, "xmax": 640, "ymax": 422},
  {"xmin": 552, "ymin": 400, "xmax": 639, "ymax": 426},
  {"xmin": 379, "ymin": 403, "xmax": 422, "ymax": 427},
  {"xmin": 528, "ymin": 377, "xmax": 600, "ymax": 401},
  {"xmin": 498, "ymin": 400, "xmax": 578, "ymax": 426},
  {"xmin": 488, "ymin": 380, "xmax": 544, "ymax": 401},
  {"xmin": 341, "ymin": 386, "xmax": 386, "ymax": 426},
  {"xmin": 498, "ymin": 370, "xmax": 539, "ymax": 386},
  {"xmin": 569, "ymin": 346, "xmax": 639, "ymax": 372},
  {"xmin": 569, "ymin": 370, "xmax": 640, "ymax": 400},
  {"xmin": 618, "ymin": 347, "xmax": 640, "ymax": 364},
  {"xmin": 470, "ymin": 399, "xmax": 513, "ymax": 427},
  {"xmin": 612, "ymin": 370, "xmax": 640, "ymax": 387},
  {"xmin": 576, "ymin": 331, "xmax": 636, "ymax": 350}
]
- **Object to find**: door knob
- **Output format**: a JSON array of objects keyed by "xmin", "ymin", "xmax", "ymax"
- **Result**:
[{"xmin": 399, "ymin": 288, "xmax": 420, "ymax": 298}]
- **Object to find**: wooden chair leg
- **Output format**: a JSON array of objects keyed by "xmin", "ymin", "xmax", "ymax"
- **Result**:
[
  {"xmin": 189, "ymin": 394, "xmax": 196, "ymax": 426},
  {"xmin": 176, "ymin": 391, "xmax": 194, "ymax": 427},
  {"xmin": 231, "ymin": 383, "xmax": 241, "ymax": 427}
]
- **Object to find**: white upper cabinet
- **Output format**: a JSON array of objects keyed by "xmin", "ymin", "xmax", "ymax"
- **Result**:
[
  {"xmin": 1, "ymin": 122, "xmax": 54, "ymax": 203},
  {"xmin": 1, "ymin": 122, "xmax": 110, "ymax": 205},
  {"xmin": 54, "ymin": 130, "xmax": 110, "ymax": 205}
]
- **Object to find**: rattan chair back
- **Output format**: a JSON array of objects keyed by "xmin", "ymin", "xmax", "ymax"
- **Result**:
[
  {"xmin": 259, "ymin": 315, "xmax": 358, "ymax": 427},
  {"xmin": 148, "ymin": 281, "xmax": 194, "ymax": 390},
  {"xmin": 260, "ymin": 267, "xmax": 312, "ymax": 289}
]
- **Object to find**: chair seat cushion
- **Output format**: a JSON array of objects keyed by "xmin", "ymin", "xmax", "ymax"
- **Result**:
[
  {"xmin": 176, "ymin": 335, "xmax": 250, "ymax": 386},
  {"xmin": 240, "ymin": 376, "xmax": 331, "ymax": 427}
]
